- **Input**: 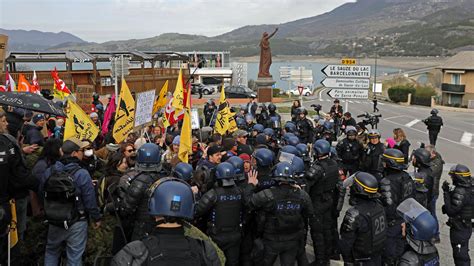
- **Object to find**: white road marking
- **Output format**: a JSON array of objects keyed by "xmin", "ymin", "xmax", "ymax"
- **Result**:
[
  {"xmin": 384, "ymin": 115, "xmax": 405, "ymax": 120},
  {"xmin": 460, "ymin": 132, "xmax": 473, "ymax": 146},
  {"xmin": 319, "ymin": 88, "xmax": 326, "ymax": 100},
  {"xmin": 348, "ymin": 100, "xmax": 354, "ymax": 103},
  {"xmin": 378, "ymin": 102, "xmax": 385, "ymax": 105},
  {"xmin": 405, "ymin": 119, "xmax": 420, "ymax": 128}
]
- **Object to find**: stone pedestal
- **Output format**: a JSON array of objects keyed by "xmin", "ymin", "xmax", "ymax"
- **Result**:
[{"xmin": 255, "ymin": 77, "xmax": 276, "ymax": 103}]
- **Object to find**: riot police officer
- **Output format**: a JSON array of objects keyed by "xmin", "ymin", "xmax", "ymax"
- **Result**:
[
  {"xmin": 379, "ymin": 148, "xmax": 415, "ymax": 265},
  {"xmin": 112, "ymin": 178, "xmax": 220, "ymax": 266},
  {"xmin": 305, "ymin": 139, "xmax": 341, "ymax": 265},
  {"xmin": 284, "ymin": 121, "xmax": 297, "ymax": 135},
  {"xmin": 336, "ymin": 126, "xmax": 362, "ymax": 175},
  {"xmin": 195, "ymin": 162, "xmax": 244, "ymax": 266},
  {"xmin": 296, "ymin": 107, "xmax": 314, "ymax": 144},
  {"xmin": 442, "ymin": 164, "xmax": 473, "ymax": 266},
  {"xmin": 252, "ymin": 148, "xmax": 275, "ymax": 191},
  {"xmin": 397, "ymin": 198, "xmax": 439, "ymax": 266},
  {"xmin": 268, "ymin": 103, "xmax": 281, "ymax": 129},
  {"xmin": 412, "ymin": 171, "xmax": 429, "ymax": 208},
  {"xmin": 339, "ymin": 172, "xmax": 386, "ymax": 265},
  {"xmin": 423, "ymin": 109, "xmax": 443, "ymax": 146},
  {"xmin": 411, "ymin": 148, "xmax": 434, "ymax": 209},
  {"xmin": 361, "ymin": 129, "xmax": 385, "ymax": 180},
  {"xmin": 256, "ymin": 104, "xmax": 270, "ymax": 127},
  {"xmin": 118, "ymin": 143, "xmax": 163, "ymax": 241},
  {"xmin": 246, "ymin": 162, "xmax": 318, "ymax": 266}
]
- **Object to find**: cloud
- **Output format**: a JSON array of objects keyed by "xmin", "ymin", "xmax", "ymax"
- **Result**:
[{"xmin": 2, "ymin": 0, "xmax": 352, "ymax": 42}]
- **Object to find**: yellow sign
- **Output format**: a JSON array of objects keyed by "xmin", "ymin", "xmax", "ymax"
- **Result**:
[
  {"xmin": 342, "ymin": 58, "xmax": 357, "ymax": 65},
  {"xmin": 113, "ymin": 79, "xmax": 135, "ymax": 143},
  {"xmin": 153, "ymin": 80, "xmax": 169, "ymax": 114},
  {"xmin": 64, "ymin": 99, "xmax": 100, "ymax": 142}
]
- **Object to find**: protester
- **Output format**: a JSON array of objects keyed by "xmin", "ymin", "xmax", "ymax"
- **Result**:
[{"xmin": 393, "ymin": 127, "xmax": 411, "ymax": 164}]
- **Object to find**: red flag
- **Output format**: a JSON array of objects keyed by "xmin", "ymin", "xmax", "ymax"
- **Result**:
[{"xmin": 51, "ymin": 67, "xmax": 72, "ymax": 95}]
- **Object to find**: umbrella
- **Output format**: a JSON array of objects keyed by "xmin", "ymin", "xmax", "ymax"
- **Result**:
[{"xmin": 0, "ymin": 91, "xmax": 65, "ymax": 116}]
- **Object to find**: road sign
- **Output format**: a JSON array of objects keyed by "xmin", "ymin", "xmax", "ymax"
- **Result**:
[
  {"xmin": 321, "ymin": 78, "xmax": 370, "ymax": 89},
  {"xmin": 321, "ymin": 65, "xmax": 371, "ymax": 78},
  {"xmin": 289, "ymin": 67, "xmax": 313, "ymax": 85},
  {"xmin": 327, "ymin": 89, "xmax": 368, "ymax": 99},
  {"xmin": 279, "ymin": 66, "xmax": 294, "ymax": 81},
  {"xmin": 298, "ymin": 86, "xmax": 304, "ymax": 96},
  {"xmin": 341, "ymin": 58, "xmax": 357, "ymax": 65}
]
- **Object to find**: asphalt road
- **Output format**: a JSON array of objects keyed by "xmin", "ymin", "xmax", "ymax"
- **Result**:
[{"xmin": 299, "ymin": 89, "xmax": 474, "ymax": 265}]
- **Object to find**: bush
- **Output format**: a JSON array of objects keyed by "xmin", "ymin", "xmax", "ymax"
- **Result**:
[
  {"xmin": 411, "ymin": 86, "xmax": 437, "ymax": 106},
  {"xmin": 272, "ymin": 88, "xmax": 281, "ymax": 97},
  {"xmin": 388, "ymin": 85, "xmax": 416, "ymax": 102}
]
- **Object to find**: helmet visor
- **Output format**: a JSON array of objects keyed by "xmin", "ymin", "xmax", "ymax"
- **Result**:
[
  {"xmin": 396, "ymin": 198, "xmax": 427, "ymax": 224},
  {"xmin": 278, "ymin": 151, "xmax": 295, "ymax": 164}
]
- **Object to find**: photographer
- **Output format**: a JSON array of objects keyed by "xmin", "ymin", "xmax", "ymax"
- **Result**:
[
  {"xmin": 341, "ymin": 112, "xmax": 356, "ymax": 131},
  {"xmin": 357, "ymin": 112, "xmax": 382, "ymax": 129}
]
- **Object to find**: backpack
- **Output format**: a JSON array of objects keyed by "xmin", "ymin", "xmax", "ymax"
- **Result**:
[{"xmin": 43, "ymin": 166, "xmax": 81, "ymax": 229}]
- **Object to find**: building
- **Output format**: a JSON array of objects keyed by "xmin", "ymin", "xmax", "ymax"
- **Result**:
[
  {"xmin": 182, "ymin": 51, "xmax": 233, "ymax": 90},
  {"xmin": 438, "ymin": 51, "xmax": 474, "ymax": 108},
  {"xmin": 1, "ymin": 50, "xmax": 189, "ymax": 110}
]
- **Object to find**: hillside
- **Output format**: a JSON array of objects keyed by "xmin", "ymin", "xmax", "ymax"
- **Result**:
[
  {"xmin": 0, "ymin": 28, "xmax": 86, "ymax": 51},
  {"xmin": 8, "ymin": 0, "xmax": 474, "ymax": 56}
]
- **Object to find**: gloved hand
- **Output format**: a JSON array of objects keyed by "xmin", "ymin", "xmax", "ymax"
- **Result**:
[{"xmin": 442, "ymin": 181, "xmax": 450, "ymax": 193}]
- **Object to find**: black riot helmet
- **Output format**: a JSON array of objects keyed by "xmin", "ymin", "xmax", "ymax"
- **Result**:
[
  {"xmin": 344, "ymin": 172, "xmax": 379, "ymax": 198},
  {"xmin": 284, "ymin": 122, "xmax": 297, "ymax": 133},
  {"xmin": 268, "ymin": 103, "xmax": 277, "ymax": 113},
  {"xmin": 430, "ymin": 109, "xmax": 438, "ymax": 115},
  {"xmin": 297, "ymin": 107, "xmax": 308, "ymax": 116},
  {"xmin": 448, "ymin": 164, "xmax": 472, "ymax": 187},
  {"xmin": 411, "ymin": 148, "xmax": 431, "ymax": 167},
  {"xmin": 382, "ymin": 148, "xmax": 407, "ymax": 170}
]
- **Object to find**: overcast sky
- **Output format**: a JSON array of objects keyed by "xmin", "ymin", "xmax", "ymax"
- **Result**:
[{"xmin": 1, "ymin": 0, "xmax": 353, "ymax": 42}]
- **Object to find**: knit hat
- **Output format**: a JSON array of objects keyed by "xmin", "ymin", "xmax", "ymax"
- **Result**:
[{"xmin": 32, "ymin": 114, "xmax": 45, "ymax": 124}]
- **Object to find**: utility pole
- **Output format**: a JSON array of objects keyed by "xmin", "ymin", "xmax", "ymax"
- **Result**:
[
  {"xmin": 374, "ymin": 37, "xmax": 378, "ymax": 99},
  {"xmin": 114, "ymin": 57, "xmax": 118, "ymax": 104}
]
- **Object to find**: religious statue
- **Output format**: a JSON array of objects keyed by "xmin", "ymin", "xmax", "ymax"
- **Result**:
[{"xmin": 258, "ymin": 27, "xmax": 278, "ymax": 78}]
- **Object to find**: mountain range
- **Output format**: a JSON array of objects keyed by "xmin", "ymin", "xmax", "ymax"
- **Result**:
[{"xmin": 2, "ymin": 0, "xmax": 474, "ymax": 56}]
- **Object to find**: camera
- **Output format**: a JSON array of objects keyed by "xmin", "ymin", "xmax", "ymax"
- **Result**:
[
  {"xmin": 357, "ymin": 112, "xmax": 382, "ymax": 129},
  {"xmin": 310, "ymin": 104, "xmax": 322, "ymax": 115}
]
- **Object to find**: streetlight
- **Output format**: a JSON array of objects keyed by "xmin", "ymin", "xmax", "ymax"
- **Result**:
[{"xmin": 373, "ymin": 37, "xmax": 378, "ymax": 98}]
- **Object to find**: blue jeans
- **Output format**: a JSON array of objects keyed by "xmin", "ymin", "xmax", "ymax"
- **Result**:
[
  {"xmin": 44, "ymin": 221, "xmax": 88, "ymax": 266},
  {"xmin": 429, "ymin": 195, "xmax": 439, "ymax": 237}
]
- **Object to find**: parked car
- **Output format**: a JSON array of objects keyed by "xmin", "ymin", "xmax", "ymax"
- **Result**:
[
  {"xmin": 224, "ymin": 85, "xmax": 257, "ymax": 98},
  {"xmin": 287, "ymin": 87, "xmax": 313, "ymax": 96},
  {"xmin": 191, "ymin": 83, "xmax": 215, "ymax": 95}
]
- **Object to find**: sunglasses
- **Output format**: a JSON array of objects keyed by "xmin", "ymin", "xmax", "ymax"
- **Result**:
[{"xmin": 125, "ymin": 149, "xmax": 135, "ymax": 153}]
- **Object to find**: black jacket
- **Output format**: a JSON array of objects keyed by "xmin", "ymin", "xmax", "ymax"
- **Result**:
[{"xmin": 394, "ymin": 139, "xmax": 411, "ymax": 164}]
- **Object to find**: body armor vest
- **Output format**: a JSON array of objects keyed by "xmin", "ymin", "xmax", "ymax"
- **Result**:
[
  {"xmin": 311, "ymin": 158, "xmax": 339, "ymax": 195},
  {"xmin": 353, "ymin": 201, "xmax": 386, "ymax": 259},
  {"xmin": 209, "ymin": 186, "xmax": 243, "ymax": 235}
]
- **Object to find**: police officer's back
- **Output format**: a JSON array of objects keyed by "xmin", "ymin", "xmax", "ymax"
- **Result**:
[
  {"xmin": 379, "ymin": 148, "xmax": 415, "ymax": 265},
  {"xmin": 195, "ymin": 162, "xmax": 244, "ymax": 266},
  {"xmin": 423, "ymin": 109, "xmax": 443, "ymax": 146},
  {"xmin": 112, "ymin": 178, "xmax": 220, "ymax": 266},
  {"xmin": 397, "ymin": 198, "xmax": 439, "ymax": 266},
  {"xmin": 339, "ymin": 172, "xmax": 386, "ymax": 265},
  {"xmin": 252, "ymin": 148, "xmax": 275, "ymax": 191},
  {"xmin": 412, "ymin": 172, "xmax": 429, "ymax": 208},
  {"xmin": 412, "ymin": 148, "xmax": 434, "ymax": 201},
  {"xmin": 442, "ymin": 164, "xmax": 473, "ymax": 266},
  {"xmin": 305, "ymin": 139, "xmax": 340, "ymax": 265},
  {"xmin": 245, "ymin": 162, "xmax": 318, "ymax": 266},
  {"xmin": 118, "ymin": 143, "xmax": 163, "ymax": 241}
]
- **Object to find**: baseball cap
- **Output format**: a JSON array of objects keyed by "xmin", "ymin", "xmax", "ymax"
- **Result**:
[
  {"xmin": 62, "ymin": 137, "xmax": 90, "ymax": 154},
  {"xmin": 232, "ymin": 129, "xmax": 248, "ymax": 138},
  {"xmin": 207, "ymin": 145, "xmax": 223, "ymax": 157}
]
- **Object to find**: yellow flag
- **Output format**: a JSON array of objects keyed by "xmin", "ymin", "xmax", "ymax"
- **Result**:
[
  {"xmin": 214, "ymin": 85, "xmax": 230, "ymax": 135},
  {"xmin": 171, "ymin": 69, "xmax": 185, "ymax": 113},
  {"xmin": 228, "ymin": 111, "xmax": 238, "ymax": 133},
  {"xmin": 178, "ymin": 87, "xmax": 192, "ymax": 163},
  {"xmin": 64, "ymin": 99, "xmax": 100, "ymax": 142},
  {"xmin": 113, "ymin": 79, "xmax": 135, "ymax": 143},
  {"xmin": 153, "ymin": 80, "xmax": 169, "ymax": 114},
  {"xmin": 9, "ymin": 199, "xmax": 18, "ymax": 248}
]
